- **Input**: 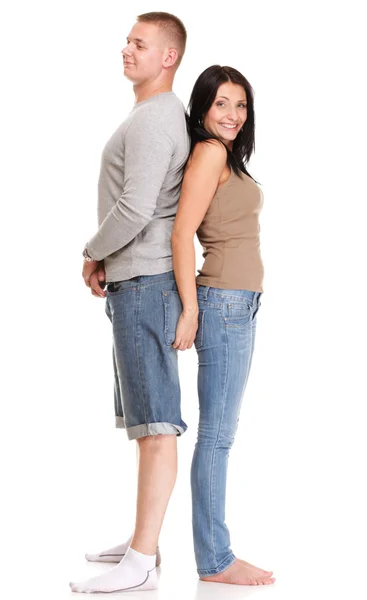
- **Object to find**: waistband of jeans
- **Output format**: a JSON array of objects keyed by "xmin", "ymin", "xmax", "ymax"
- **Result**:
[
  {"xmin": 196, "ymin": 285, "xmax": 262, "ymax": 304},
  {"xmin": 107, "ymin": 270, "xmax": 174, "ymax": 291}
]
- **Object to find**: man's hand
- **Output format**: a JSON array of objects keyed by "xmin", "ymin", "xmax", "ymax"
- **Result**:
[
  {"xmin": 172, "ymin": 309, "xmax": 199, "ymax": 351},
  {"xmin": 82, "ymin": 260, "xmax": 106, "ymax": 298}
]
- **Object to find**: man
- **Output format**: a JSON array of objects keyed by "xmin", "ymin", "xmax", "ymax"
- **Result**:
[{"xmin": 70, "ymin": 12, "xmax": 189, "ymax": 593}]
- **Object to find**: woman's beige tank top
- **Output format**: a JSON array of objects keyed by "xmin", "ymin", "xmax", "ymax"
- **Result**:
[{"xmin": 196, "ymin": 169, "xmax": 264, "ymax": 292}]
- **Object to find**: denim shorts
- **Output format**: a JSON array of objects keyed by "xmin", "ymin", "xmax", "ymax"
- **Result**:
[{"xmin": 105, "ymin": 271, "xmax": 187, "ymax": 441}]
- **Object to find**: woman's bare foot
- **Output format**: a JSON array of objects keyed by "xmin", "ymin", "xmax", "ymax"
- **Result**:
[
  {"xmin": 239, "ymin": 559, "xmax": 273, "ymax": 577},
  {"xmin": 200, "ymin": 559, "xmax": 275, "ymax": 586}
]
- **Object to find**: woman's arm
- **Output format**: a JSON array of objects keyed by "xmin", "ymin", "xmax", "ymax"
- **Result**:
[{"xmin": 171, "ymin": 140, "xmax": 227, "ymax": 350}]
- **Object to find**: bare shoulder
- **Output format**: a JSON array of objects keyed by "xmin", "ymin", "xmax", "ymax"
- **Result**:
[
  {"xmin": 189, "ymin": 139, "xmax": 227, "ymax": 170},
  {"xmin": 192, "ymin": 139, "xmax": 227, "ymax": 160}
]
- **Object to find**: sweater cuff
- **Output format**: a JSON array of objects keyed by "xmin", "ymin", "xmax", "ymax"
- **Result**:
[{"xmin": 85, "ymin": 236, "xmax": 106, "ymax": 262}]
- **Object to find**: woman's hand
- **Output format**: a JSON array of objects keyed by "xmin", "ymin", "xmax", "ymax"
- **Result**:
[{"xmin": 172, "ymin": 309, "xmax": 199, "ymax": 351}]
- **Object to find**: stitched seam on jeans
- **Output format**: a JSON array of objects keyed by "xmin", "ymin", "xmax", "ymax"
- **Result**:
[
  {"xmin": 247, "ymin": 319, "xmax": 257, "ymax": 376},
  {"xmin": 162, "ymin": 291, "xmax": 182, "ymax": 346},
  {"xmin": 113, "ymin": 345, "xmax": 123, "ymax": 419},
  {"xmin": 105, "ymin": 296, "xmax": 111, "ymax": 319},
  {"xmin": 162, "ymin": 293, "xmax": 169, "ymax": 345},
  {"xmin": 195, "ymin": 310, "xmax": 205, "ymax": 349},
  {"xmin": 209, "ymin": 313, "xmax": 229, "ymax": 567},
  {"xmin": 126, "ymin": 422, "xmax": 183, "ymax": 440},
  {"xmin": 108, "ymin": 300, "xmax": 124, "ymax": 421},
  {"xmin": 207, "ymin": 291, "xmax": 257, "ymax": 303},
  {"xmin": 135, "ymin": 288, "xmax": 148, "ymax": 425},
  {"xmin": 198, "ymin": 301, "xmax": 222, "ymax": 309},
  {"xmin": 132, "ymin": 274, "xmax": 175, "ymax": 291},
  {"xmin": 199, "ymin": 311, "xmax": 205, "ymax": 347},
  {"xmin": 107, "ymin": 273, "xmax": 175, "ymax": 296},
  {"xmin": 198, "ymin": 552, "xmax": 236, "ymax": 576}
]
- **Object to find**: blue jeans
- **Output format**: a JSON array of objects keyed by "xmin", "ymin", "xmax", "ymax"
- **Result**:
[
  {"xmin": 192, "ymin": 285, "xmax": 262, "ymax": 576},
  {"xmin": 105, "ymin": 271, "xmax": 187, "ymax": 440}
]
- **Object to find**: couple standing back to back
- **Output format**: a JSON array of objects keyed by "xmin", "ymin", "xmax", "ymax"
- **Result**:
[{"xmin": 71, "ymin": 11, "xmax": 274, "ymax": 594}]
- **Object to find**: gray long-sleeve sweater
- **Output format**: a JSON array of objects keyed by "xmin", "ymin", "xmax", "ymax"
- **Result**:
[{"xmin": 86, "ymin": 92, "xmax": 190, "ymax": 282}]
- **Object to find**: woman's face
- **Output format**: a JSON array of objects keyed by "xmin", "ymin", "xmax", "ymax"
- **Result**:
[{"xmin": 203, "ymin": 81, "xmax": 247, "ymax": 148}]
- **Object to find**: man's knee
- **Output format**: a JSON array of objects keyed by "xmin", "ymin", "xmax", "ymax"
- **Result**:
[
  {"xmin": 137, "ymin": 433, "xmax": 173, "ymax": 443},
  {"xmin": 137, "ymin": 434, "xmax": 176, "ymax": 450}
]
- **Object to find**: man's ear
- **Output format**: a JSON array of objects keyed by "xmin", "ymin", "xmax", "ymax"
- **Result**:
[{"xmin": 163, "ymin": 48, "xmax": 178, "ymax": 68}]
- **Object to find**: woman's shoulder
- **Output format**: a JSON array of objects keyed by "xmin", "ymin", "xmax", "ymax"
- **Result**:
[
  {"xmin": 190, "ymin": 139, "xmax": 227, "ymax": 169},
  {"xmin": 193, "ymin": 138, "xmax": 227, "ymax": 155}
]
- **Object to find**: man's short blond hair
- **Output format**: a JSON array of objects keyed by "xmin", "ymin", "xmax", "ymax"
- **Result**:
[{"xmin": 137, "ymin": 12, "xmax": 187, "ymax": 67}]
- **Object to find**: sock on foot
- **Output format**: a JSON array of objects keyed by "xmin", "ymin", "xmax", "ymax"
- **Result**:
[
  {"xmin": 70, "ymin": 546, "xmax": 158, "ymax": 593},
  {"xmin": 85, "ymin": 536, "xmax": 131, "ymax": 563},
  {"xmin": 85, "ymin": 537, "xmax": 161, "ymax": 566}
]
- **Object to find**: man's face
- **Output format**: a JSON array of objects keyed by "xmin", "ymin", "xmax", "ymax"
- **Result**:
[{"xmin": 121, "ymin": 22, "xmax": 168, "ymax": 84}]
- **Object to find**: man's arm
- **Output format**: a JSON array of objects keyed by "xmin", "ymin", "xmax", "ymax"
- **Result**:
[{"xmin": 86, "ymin": 113, "xmax": 174, "ymax": 261}]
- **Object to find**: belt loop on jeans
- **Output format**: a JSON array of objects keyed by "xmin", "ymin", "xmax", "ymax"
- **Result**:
[
  {"xmin": 202, "ymin": 286, "xmax": 210, "ymax": 299},
  {"xmin": 197, "ymin": 284, "xmax": 210, "ymax": 299}
]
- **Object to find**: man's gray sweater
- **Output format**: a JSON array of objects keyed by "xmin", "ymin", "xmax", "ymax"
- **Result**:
[{"xmin": 86, "ymin": 92, "xmax": 190, "ymax": 282}]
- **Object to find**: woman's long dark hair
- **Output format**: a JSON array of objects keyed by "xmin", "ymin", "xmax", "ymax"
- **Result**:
[{"xmin": 188, "ymin": 65, "xmax": 255, "ymax": 178}]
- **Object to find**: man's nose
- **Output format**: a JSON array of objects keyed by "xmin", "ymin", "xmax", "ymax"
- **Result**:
[{"xmin": 121, "ymin": 45, "xmax": 131, "ymax": 57}]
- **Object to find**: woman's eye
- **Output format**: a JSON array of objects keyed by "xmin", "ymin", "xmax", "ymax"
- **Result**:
[
  {"xmin": 216, "ymin": 102, "xmax": 225, "ymax": 107},
  {"xmin": 238, "ymin": 104, "xmax": 247, "ymax": 108}
]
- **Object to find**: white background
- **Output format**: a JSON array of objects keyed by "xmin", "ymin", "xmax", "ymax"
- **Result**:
[{"xmin": 1, "ymin": 1, "xmax": 366, "ymax": 599}]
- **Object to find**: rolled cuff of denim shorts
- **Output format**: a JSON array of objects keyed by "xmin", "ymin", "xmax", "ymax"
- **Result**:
[{"xmin": 115, "ymin": 419, "xmax": 186, "ymax": 440}]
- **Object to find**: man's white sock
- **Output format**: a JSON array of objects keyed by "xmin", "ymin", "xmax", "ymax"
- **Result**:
[
  {"xmin": 85, "ymin": 536, "xmax": 161, "ymax": 566},
  {"xmin": 70, "ymin": 546, "xmax": 157, "ymax": 593},
  {"xmin": 85, "ymin": 535, "xmax": 132, "ymax": 563}
]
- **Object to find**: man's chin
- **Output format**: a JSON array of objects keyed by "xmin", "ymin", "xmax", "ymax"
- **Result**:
[{"xmin": 123, "ymin": 69, "xmax": 138, "ymax": 83}]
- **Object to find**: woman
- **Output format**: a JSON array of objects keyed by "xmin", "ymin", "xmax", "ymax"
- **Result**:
[{"xmin": 171, "ymin": 65, "xmax": 275, "ymax": 586}]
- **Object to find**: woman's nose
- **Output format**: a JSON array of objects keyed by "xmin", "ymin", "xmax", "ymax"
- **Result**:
[{"xmin": 227, "ymin": 108, "xmax": 238, "ymax": 121}]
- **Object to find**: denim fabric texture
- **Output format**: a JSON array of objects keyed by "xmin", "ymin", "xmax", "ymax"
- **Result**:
[
  {"xmin": 105, "ymin": 271, "xmax": 187, "ymax": 440},
  {"xmin": 192, "ymin": 285, "xmax": 262, "ymax": 576}
]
